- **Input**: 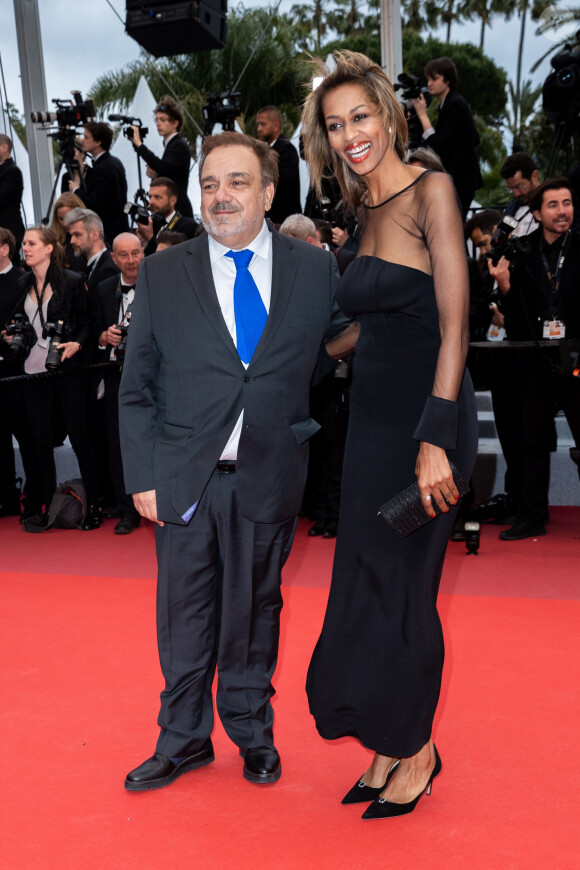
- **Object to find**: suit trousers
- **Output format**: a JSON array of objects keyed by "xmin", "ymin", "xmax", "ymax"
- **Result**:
[
  {"xmin": 518, "ymin": 355, "xmax": 580, "ymax": 524},
  {"xmin": 104, "ymin": 369, "xmax": 139, "ymax": 518},
  {"xmin": 153, "ymin": 468, "xmax": 297, "ymax": 757},
  {"xmin": 22, "ymin": 372, "xmax": 100, "ymax": 507}
]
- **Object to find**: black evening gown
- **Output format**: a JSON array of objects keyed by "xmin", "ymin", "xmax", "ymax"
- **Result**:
[{"xmin": 306, "ymin": 171, "xmax": 478, "ymax": 757}]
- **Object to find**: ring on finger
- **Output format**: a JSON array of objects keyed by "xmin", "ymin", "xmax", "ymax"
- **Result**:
[{"xmin": 425, "ymin": 494, "xmax": 432, "ymax": 501}]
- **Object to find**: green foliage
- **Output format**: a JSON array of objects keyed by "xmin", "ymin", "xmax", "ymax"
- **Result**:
[
  {"xmin": 320, "ymin": 31, "xmax": 381, "ymax": 63},
  {"xmin": 5, "ymin": 103, "xmax": 27, "ymax": 149},
  {"xmin": 88, "ymin": 7, "xmax": 309, "ymax": 147}
]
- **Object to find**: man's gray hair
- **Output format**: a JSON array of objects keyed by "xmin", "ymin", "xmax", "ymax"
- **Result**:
[
  {"xmin": 63, "ymin": 207, "xmax": 104, "ymax": 239},
  {"xmin": 279, "ymin": 214, "xmax": 317, "ymax": 241}
]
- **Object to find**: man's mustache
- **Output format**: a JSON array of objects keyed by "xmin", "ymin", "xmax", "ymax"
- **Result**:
[{"xmin": 210, "ymin": 201, "xmax": 242, "ymax": 215}]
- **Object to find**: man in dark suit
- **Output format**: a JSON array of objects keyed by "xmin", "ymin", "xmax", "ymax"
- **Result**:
[
  {"xmin": 119, "ymin": 131, "xmax": 346, "ymax": 791},
  {"xmin": 0, "ymin": 227, "xmax": 27, "ymax": 515},
  {"xmin": 257, "ymin": 106, "xmax": 302, "ymax": 224},
  {"xmin": 412, "ymin": 57, "xmax": 482, "ymax": 217},
  {"xmin": 136, "ymin": 177, "xmax": 198, "ymax": 256},
  {"xmin": 130, "ymin": 95, "xmax": 193, "ymax": 218},
  {"xmin": 96, "ymin": 233, "xmax": 144, "ymax": 534},
  {"xmin": 64, "ymin": 208, "xmax": 119, "ymax": 293},
  {"xmin": 488, "ymin": 178, "xmax": 580, "ymax": 540},
  {"xmin": 70, "ymin": 122, "xmax": 128, "ymax": 244},
  {"xmin": 0, "ymin": 135, "xmax": 25, "ymax": 264}
]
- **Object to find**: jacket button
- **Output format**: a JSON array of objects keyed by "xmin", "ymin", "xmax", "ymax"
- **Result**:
[{"xmin": 244, "ymin": 376, "xmax": 250, "ymax": 383}]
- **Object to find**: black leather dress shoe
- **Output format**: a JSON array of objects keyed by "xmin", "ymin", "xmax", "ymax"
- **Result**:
[
  {"xmin": 80, "ymin": 501, "xmax": 103, "ymax": 531},
  {"xmin": 308, "ymin": 521, "xmax": 326, "ymax": 537},
  {"xmin": 125, "ymin": 740, "xmax": 214, "ymax": 791},
  {"xmin": 115, "ymin": 515, "xmax": 141, "ymax": 535},
  {"xmin": 499, "ymin": 520, "xmax": 546, "ymax": 541},
  {"xmin": 241, "ymin": 746, "xmax": 281, "ymax": 783}
]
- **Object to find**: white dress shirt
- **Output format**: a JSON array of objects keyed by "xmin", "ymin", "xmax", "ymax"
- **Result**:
[{"xmin": 207, "ymin": 219, "xmax": 273, "ymax": 460}]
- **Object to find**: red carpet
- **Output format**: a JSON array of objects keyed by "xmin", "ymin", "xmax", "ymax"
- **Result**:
[{"xmin": 2, "ymin": 510, "xmax": 580, "ymax": 869}]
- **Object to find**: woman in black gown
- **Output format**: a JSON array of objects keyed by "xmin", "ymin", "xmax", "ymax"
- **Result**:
[{"xmin": 303, "ymin": 52, "xmax": 478, "ymax": 818}]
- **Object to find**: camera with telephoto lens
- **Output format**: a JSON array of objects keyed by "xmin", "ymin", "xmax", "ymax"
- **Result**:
[
  {"xmin": 484, "ymin": 215, "xmax": 533, "ymax": 266},
  {"xmin": 394, "ymin": 73, "xmax": 432, "ymax": 148},
  {"xmin": 4, "ymin": 313, "xmax": 37, "ymax": 361},
  {"xmin": 31, "ymin": 91, "xmax": 95, "ymax": 174},
  {"xmin": 43, "ymin": 320, "xmax": 70, "ymax": 370},
  {"xmin": 123, "ymin": 201, "xmax": 165, "ymax": 230},
  {"xmin": 108, "ymin": 114, "xmax": 149, "ymax": 142}
]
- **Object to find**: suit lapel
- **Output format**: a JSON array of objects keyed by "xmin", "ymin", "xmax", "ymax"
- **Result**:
[
  {"xmin": 250, "ymin": 229, "xmax": 298, "ymax": 366},
  {"xmin": 183, "ymin": 235, "xmax": 242, "ymax": 366}
]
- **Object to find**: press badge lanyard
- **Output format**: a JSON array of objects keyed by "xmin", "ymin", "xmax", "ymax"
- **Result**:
[
  {"xmin": 541, "ymin": 231, "xmax": 570, "ymax": 319},
  {"xmin": 31, "ymin": 274, "xmax": 51, "ymax": 332}
]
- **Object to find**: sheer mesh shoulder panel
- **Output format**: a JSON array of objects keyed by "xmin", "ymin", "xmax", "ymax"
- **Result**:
[{"xmin": 359, "ymin": 170, "xmax": 470, "ymax": 405}]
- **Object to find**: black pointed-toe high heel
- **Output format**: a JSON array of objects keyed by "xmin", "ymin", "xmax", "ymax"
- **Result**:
[
  {"xmin": 341, "ymin": 759, "xmax": 400, "ymax": 805},
  {"xmin": 361, "ymin": 746, "xmax": 442, "ymax": 819}
]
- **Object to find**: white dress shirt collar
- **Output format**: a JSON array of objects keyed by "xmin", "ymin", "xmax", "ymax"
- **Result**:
[{"xmin": 208, "ymin": 219, "xmax": 271, "ymax": 266}]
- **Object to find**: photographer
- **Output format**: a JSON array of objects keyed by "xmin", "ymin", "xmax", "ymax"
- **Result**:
[
  {"xmin": 130, "ymin": 96, "xmax": 193, "ymax": 218},
  {"xmin": 500, "ymin": 152, "xmax": 540, "ymax": 237},
  {"xmin": 488, "ymin": 179, "xmax": 580, "ymax": 540},
  {"xmin": 4, "ymin": 226, "xmax": 102, "ymax": 531},
  {"xmin": 96, "ymin": 233, "xmax": 144, "ymax": 534},
  {"xmin": 412, "ymin": 57, "xmax": 482, "ymax": 217},
  {"xmin": 50, "ymin": 192, "xmax": 88, "ymax": 273},
  {"xmin": 136, "ymin": 177, "xmax": 198, "ymax": 256},
  {"xmin": 69, "ymin": 122, "xmax": 128, "ymax": 244},
  {"xmin": 257, "ymin": 105, "xmax": 301, "ymax": 224}
]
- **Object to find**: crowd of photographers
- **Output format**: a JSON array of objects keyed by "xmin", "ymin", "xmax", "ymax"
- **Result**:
[{"xmin": 1, "ymin": 60, "xmax": 579, "ymax": 541}]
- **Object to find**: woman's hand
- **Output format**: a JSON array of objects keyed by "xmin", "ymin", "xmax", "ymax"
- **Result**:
[
  {"xmin": 58, "ymin": 340, "xmax": 81, "ymax": 361},
  {"xmin": 415, "ymin": 442, "xmax": 458, "ymax": 518},
  {"xmin": 2, "ymin": 330, "xmax": 13, "ymax": 345}
]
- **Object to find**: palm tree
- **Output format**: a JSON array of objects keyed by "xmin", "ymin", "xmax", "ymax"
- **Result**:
[
  {"xmin": 504, "ymin": 77, "xmax": 542, "ymax": 149},
  {"xmin": 463, "ymin": 0, "xmax": 517, "ymax": 50},
  {"xmin": 290, "ymin": 0, "xmax": 331, "ymax": 52}
]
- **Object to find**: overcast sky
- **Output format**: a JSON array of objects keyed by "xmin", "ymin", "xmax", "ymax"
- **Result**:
[{"xmin": 0, "ymin": 0, "xmax": 575, "ymax": 131}]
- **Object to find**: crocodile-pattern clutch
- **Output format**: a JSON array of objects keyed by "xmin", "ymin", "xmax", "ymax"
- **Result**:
[{"xmin": 378, "ymin": 463, "xmax": 469, "ymax": 538}]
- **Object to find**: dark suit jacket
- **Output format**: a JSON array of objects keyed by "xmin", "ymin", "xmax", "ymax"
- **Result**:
[
  {"xmin": 144, "ymin": 213, "xmax": 199, "ymax": 256},
  {"xmin": 136, "ymin": 135, "xmax": 193, "ymax": 217},
  {"xmin": 119, "ymin": 228, "xmax": 347, "ymax": 525},
  {"xmin": 502, "ymin": 229, "xmax": 580, "ymax": 341},
  {"xmin": 0, "ymin": 158, "xmax": 25, "ymax": 244},
  {"xmin": 267, "ymin": 138, "xmax": 302, "ymax": 225},
  {"xmin": 86, "ymin": 249, "xmax": 119, "ymax": 294},
  {"xmin": 0, "ymin": 266, "xmax": 24, "ymax": 375},
  {"xmin": 424, "ymin": 92, "xmax": 482, "ymax": 214},
  {"xmin": 77, "ymin": 152, "xmax": 129, "ymax": 243}
]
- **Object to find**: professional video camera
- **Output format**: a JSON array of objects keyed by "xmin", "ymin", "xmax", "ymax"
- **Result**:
[
  {"xmin": 108, "ymin": 114, "xmax": 149, "ymax": 142},
  {"xmin": 203, "ymin": 92, "xmax": 241, "ymax": 137},
  {"xmin": 31, "ymin": 90, "xmax": 95, "ymax": 174},
  {"xmin": 4, "ymin": 313, "xmax": 37, "ymax": 362},
  {"xmin": 542, "ymin": 38, "xmax": 580, "ymax": 125},
  {"xmin": 484, "ymin": 215, "xmax": 533, "ymax": 266},
  {"xmin": 123, "ymin": 201, "xmax": 165, "ymax": 231},
  {"xmin": 394, "ymin": 73, "xmax": 432, "ymax": 149},
  {"xmin": 43, "ymin": 320, "xmax": 71, "ymax": 370}
]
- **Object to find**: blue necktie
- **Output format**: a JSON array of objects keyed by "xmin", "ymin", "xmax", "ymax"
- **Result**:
[{"xmin": 225, "ymin": 249, "xmax": 267, "ymax": 364}]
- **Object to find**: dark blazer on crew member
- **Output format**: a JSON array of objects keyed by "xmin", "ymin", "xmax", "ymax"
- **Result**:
[
  {"xmin": 144, "ymin": 213, "xmax": 199, "ymax": 256},
  {"xmin": 136, "ymin": 135, "xmax": 193, "ymax": 217},
  {"xmin": 119, "ymin": 227, "xmax": 348, "ymax": 526},
  {"xmin": 86, "ymin": 249, "xmax": 119, "ymax": 294},
  {"xmin": 424, "ymin": 91, "xmax": 482, "ymax": 216},
  {"xmin": 267, "ymin": 137, "xmax": 302, "ymax": 225},
  {"xmin": 77, "ymin": 152, "xmax": 129, "ymax": 244},
  {"xmin": 12, "ymin": 266, "xmax": 93, "ymax": 367},
  {"xmin": 0, "ymin": 158, "xmax": 25, "ymax": 246}
]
